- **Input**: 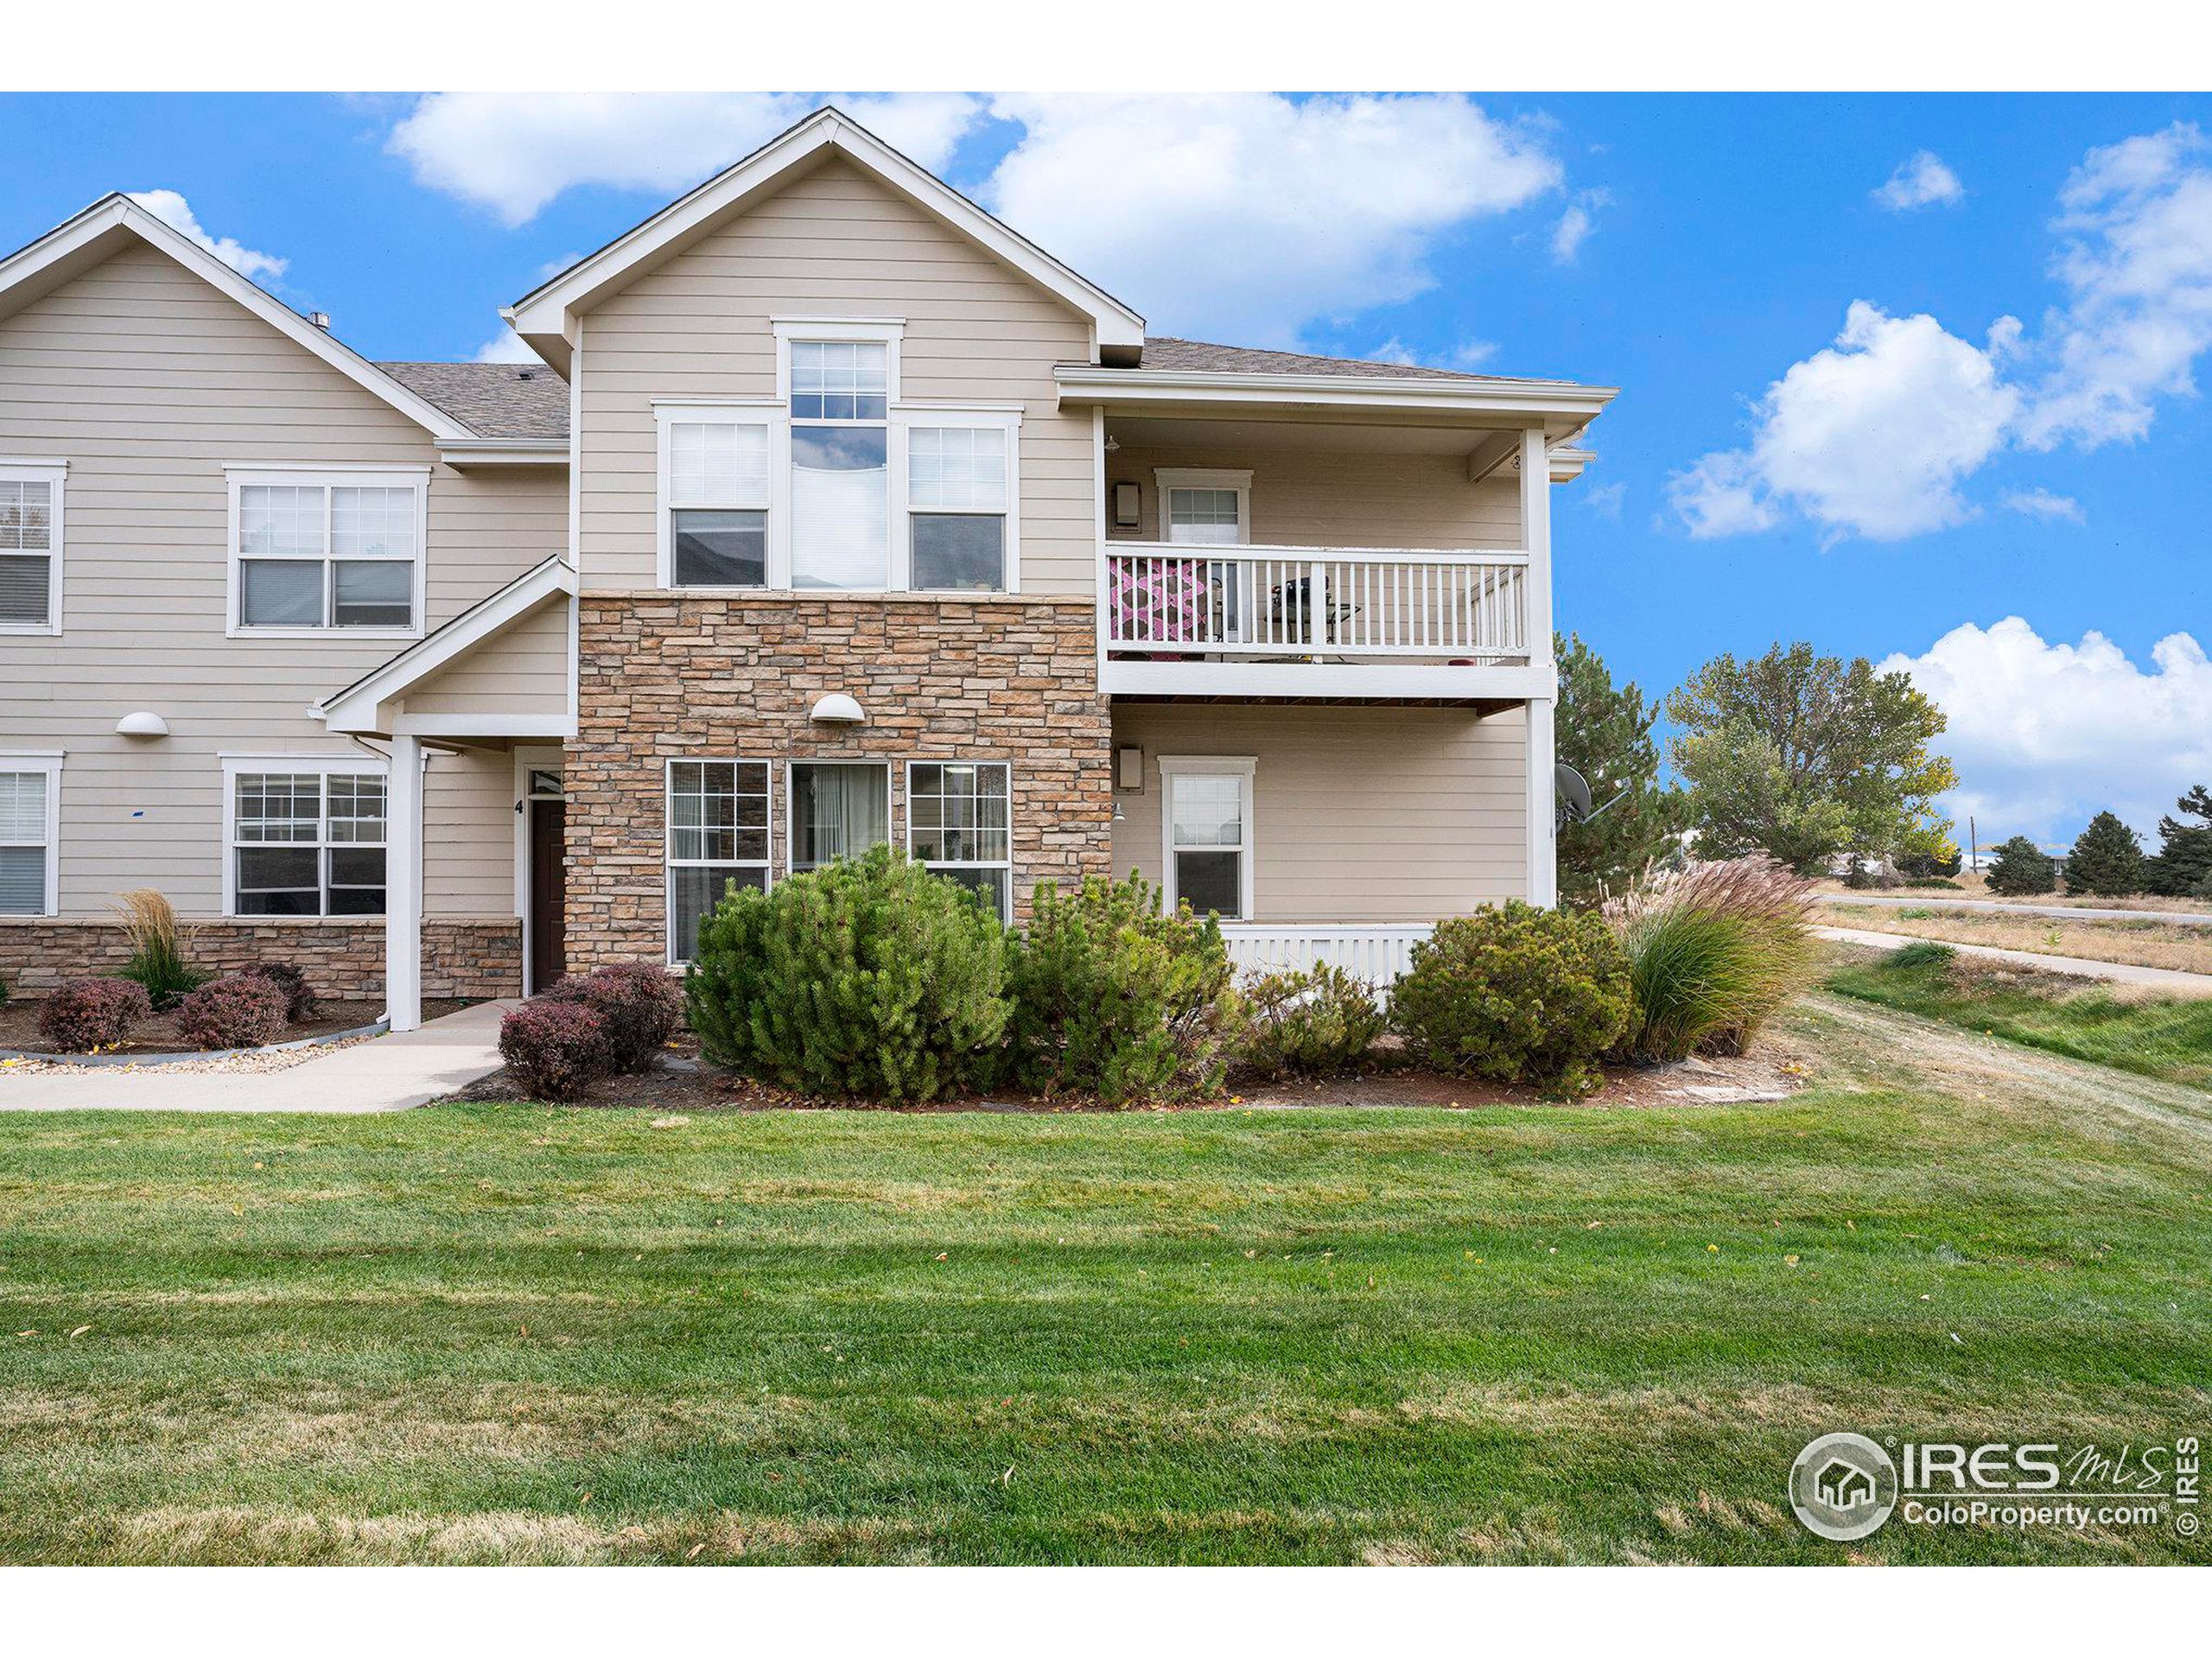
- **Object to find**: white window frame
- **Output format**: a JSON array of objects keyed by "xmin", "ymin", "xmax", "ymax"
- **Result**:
[
  {"xmin": 219, "ymin": 753, "xmax": 393, "ymax": 918},
  {"xmin": 1158, "ymin": 754, "xmax": 1256, "ymax": 922},
  {"xmin": 664, "ymin": 757, "xmax": 775, "ymax": 967},
  {"xmin": 1157, "ymin": 467, "xmax": 1253, "ymax": 547},
  {"xmin": 224, "ymin": 464, "xmax": 430, "ymax": 640},
  {"xmin": 650, "ymin": 321, "xmax": 1021, "ymax": 594},
  {"xmin": 786, "ymin": 759, "xmax": 894, "ymax": 875},
  {"xmin": 0, "ymin": 752, "xmax": 63, "ymax": 916},
  {"xmin": 0, "ymin": 460, "xmax": 66, "ymax": 637},
  {"xmin": 905, "ymin": 760, "xmax": 1014, "ymax": 921}
]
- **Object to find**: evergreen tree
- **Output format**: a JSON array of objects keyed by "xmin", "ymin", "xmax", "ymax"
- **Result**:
[
  {"xmin": 2065, "ymin": 810, "xmax": 2146, "ymax": 897},
  {"xmin": 1553, "ymin": 632, "xmax": 1687, "ymax": 906},
  {"xmin": 2147, "ymin": 784, "xmax": 2212, "ymax": 898},
  {"xmin": 1984, "ymin": 836, "xmax": 2056, "ymax": 897}
]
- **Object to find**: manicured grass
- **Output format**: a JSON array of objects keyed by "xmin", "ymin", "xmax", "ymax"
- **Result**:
[
  {"xmin": 1, "ymin": 999, "xmax": 2207, "ymax": 1565},
  {"xmin": 1827, "ymin": 944, "xmax": 2212, "ymax": 1090}
]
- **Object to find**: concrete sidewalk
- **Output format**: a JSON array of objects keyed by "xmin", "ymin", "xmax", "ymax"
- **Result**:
[
  {"xmin": 0, "ymin": 1000, "xmax": 514, "ymax": 1112},
  {"xmin": 1822, "ymin": 893, "xmax": 2212, "ymax": 928},
  {"xmin": 1815, "ymin": 925, "xmax": 2212, "ymax": 998}
]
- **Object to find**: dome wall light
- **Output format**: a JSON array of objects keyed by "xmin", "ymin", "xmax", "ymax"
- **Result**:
[
  {"xmin": 809, "ymin": 692, "xmax": 867, "ymax": 725},
  {"xmin": 116, "ymin": 711, "xmax": 169, "ymax": 738}
]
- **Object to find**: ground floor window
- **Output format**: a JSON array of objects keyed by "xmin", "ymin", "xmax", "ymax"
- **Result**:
[
  {"xmin": 907, "ymin": 760, "xmax": 1011, "ymax": 918},
  {"xmin": 229, "ymin": 766, "xmax": 387, "ymax": 916},
  {"xmin": 789, "ymin": 761, "xmax": 890, "ymax": 874},
  {"xmin": 666, "ymin": 760, "xmax": 771, "ymax": 963},
  {"xmin": 0, "ymin": 759, "xmax": 59, "ymax": 915},
  {"xmin": 1160, "ymin": 756, "xmax": 1255, "ymax": 921}
]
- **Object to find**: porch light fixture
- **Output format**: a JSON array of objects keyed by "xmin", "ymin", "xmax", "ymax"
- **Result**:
[
  {"xmin": 115, "ymin": 711, "xmax": 168, "ymax": 738},
  {"xmin": 809, "ymin": 692, "xmax": 867, "ymax": 726},
  {"xmin": 1112, "ymin": 480, "xmax": 1141, "ymax": 529},
  {"xmin": 1116, "ymin": 745, "xmax": 1144, "ymax": 790}
]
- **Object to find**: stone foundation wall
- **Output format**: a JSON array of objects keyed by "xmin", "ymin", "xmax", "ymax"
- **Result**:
[
  {"xmin": 0, "ymin": 918, "xmax": 520, "ymax": 1001},
  {"xmin": 567, "ymin": 594, "xmax": 1114, "ymax": 969}
]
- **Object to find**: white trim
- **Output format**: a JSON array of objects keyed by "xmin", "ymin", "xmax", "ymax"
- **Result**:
[
  {"xmin": 1526, "ymin": 696, "xmax": 1558, "ymax": 909},
  {"xmin": 903, "ymin": 759, "xmax": 1014, "ymax": 922},
  {"xmin": 664, "ymin": 757, "xmax": 775, "ymax": 967},
  {"xmin": 566, "ymin": 312, "xmax": 582, "ymax": 569},
  {"xmin": 1057, "ymin": 365, "xmax": 1616, "ymax": 426},
  {"xmin": 505, "ymin": 110, "xmax": 1144, "ymax": 370},
  {"xmin": 0, "ymin": 752, "xmax": 64, "ymax": 916},
  {"xmin": 1157, "ymin": 754, "xmax": 1257, "ymax": 923},
  {"xmin": 391, "ymin": 713, "xmax": 577, "ymax": 738},
  {"xmin": 905, "ymin": 410, "xmax": 1022, "ymax": 595},
  {"xmin": 654, "ymin": 404, "xmax": 774, "ymax": 590},
  {"xmin": 317, "ymin": 557, "xmax": 577, "ymax": 733},
  {"xmin": 0, "ymin": 196, "xmax": 476, "ymax": 442},
  {"xmin": 1155, "ymin": 467, "xmax": 1252, "ymax": 549},
  {"xmin": 438, "ymin": 440, "xmax": 569, "ymax": 468},
  {"xmin": 219, "ymin": 752, "xmax": 395, "ymax": 920},
  {"xmin": 386, "ymin": 734, "xmax": 423, "ymax": 1032},
  {"xmin": 225, "ymin": 467, "xmax": 430, "ymax": 642},
  {"xmin": 0, "ymin": 459, "xmax": 66, "ymax": 636},
  {"xmin": 1101, "ymin": 659, "xmax": 1556, "ymax": 701},
  {"xmin": 515, "ymin": 744, "xmax": 565, "ymax": 994}
]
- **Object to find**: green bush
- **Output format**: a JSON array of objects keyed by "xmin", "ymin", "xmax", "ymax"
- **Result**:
[
  {"xmin": 686, "ymin": 846, "xmax": 1008, "ymax": 1103},
  {"xmin": 1984, "ymin": 836, "xmax": 2056, "ymax": 896},
  {"xmin": 2067, "ymin": 810, "xmax": 2146, "ymax": 896},
  {"xmin": 1886, "ymin": 940, "xmax": 1956, "ymax": 969},
  {"xmin": 1605, "ymin": 856, "xmax": 1816, "ymax": 1065},
  {"xmin": 1390, "ymin": 902, "xmax": 1632, "ymax": 1098},
  {"xmin": 1003, "ymin": 873, "xmax": 1240, "ymax": 1103},
  {"xmin": 1239, "ymin": 962, "xmax": 1387, "ymax": 1080}
]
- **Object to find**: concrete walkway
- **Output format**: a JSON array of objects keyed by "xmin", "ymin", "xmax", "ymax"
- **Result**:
[
  {"xmin": 1815, "ymin": 925, "xmax": 2212, "ymax": 998},
  {"xmin": 1822, "ymin": 893, "xmax": 2212, "ymax": 927},
  {"xmin": 0, "ymin": 1000, "xmax": 514, "ymax": 1112}
]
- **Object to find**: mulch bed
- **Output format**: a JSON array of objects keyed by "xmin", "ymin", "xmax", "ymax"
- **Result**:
[
  {"xmin": 450, "ymin": 1027, "xmax": 1811, "ymax": 1114},
  {"xmin": 0, "ymin": 997, "xmax": 468, "ymax": 1057}
]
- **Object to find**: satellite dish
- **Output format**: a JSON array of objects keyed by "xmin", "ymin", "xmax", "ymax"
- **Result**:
[{"xmin": 1554, "ymin": 762, "xmax": 1595, "ymax": 823}]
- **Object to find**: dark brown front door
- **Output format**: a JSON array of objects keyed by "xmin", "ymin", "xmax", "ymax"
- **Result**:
[{"xmin": 529, "ymin": 798, "xmax": 566, "ymax": 993}]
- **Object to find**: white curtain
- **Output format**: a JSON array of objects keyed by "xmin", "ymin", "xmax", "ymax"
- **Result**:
[{"xmin": 791, "ymin": 434, "xmax": 888, "ymax": 589}]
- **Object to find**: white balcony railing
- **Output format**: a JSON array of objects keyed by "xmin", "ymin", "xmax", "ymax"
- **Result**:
[{"xmin": 1104, "ymin": 543, "xmax": 1530, "ymax": 662}]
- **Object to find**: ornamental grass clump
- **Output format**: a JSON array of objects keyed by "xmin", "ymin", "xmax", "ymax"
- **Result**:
[
  {"xmin": 1239, "ymin": 962, "xmax": 1388, "ymax": 1080},
  {"xmin": 1389, "ymin": 902, "xmax": 1633, "ymax": 1099},
  {"xmin": 37, "ymin": 976, "xmax": 152, "ymax": 1052},
  {"xmin": 174, "ymin": 973, "xmax": 289, "ymax": 1051},
  {"xmin": 686, "ymin": 846, "xmax": 1008, "ymax": 1103},
  {"xmin": 1003, "ymin": 873, "xmax": 1242, "ymax": 1104},
  {"xmin": 1604, "ymin": 854, "xmax": 1816, "ymax": 1065},
  {"xmin": 112, "ymin": 888, "xmax": 207, "ymax": 1011}
]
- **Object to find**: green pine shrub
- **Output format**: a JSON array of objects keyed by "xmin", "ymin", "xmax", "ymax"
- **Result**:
[
  {"xmin": 1239, "ymin": 962, "xmax": 1388, "ymax": 1080},
  {"xmin": 1389, "ymin": 902, "xmax": 1633, "ymax": 1098},
  {"xmin": 1002, "ymin": 873, "xmax": 1240, "ymax": 1104},
  {"xmin": 686, "ymin": 846, "xmax": 1008, "ymax": 1103},
  {"xmin": 2067, "ymin": 810, "xmax": 2146, "ymax": 896},
  {"xmin": 1984, "ymin": 836, "xmax": 2056, "ymax": 897},
  {"xmin": 1604, "ymin": 855, "xmax": 1816, "ymax": 1064}
]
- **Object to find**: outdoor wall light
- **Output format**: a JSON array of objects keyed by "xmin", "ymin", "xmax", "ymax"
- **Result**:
[
  {"xmin": 115, "ymin": 711, "xmax": 168, "ymax": 738},
  {"xmin": 809, "ymin": 693, "xmax": 867, "ymax": 725},
  {"xmin": 1116, "ymin": 745, "xmax": 1144, "ymax": 790},
  {"xmin": 1112, "ymin": 480, "xmax": 1141, "ymax": 529}
]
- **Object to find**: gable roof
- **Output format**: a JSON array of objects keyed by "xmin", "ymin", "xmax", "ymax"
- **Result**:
[
  {"xmin": 505, "ymin": 106, "xmax": 1146, "ymax": 375},
  {"xmin": 0, "ymin": 194, "xmax": 477, "ymax": 442},
  {"xmin": 378, "ymin": 361, "xmax": 571, "ymax": 440}
]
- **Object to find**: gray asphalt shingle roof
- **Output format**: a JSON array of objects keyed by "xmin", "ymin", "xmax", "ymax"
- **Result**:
[
  {"xmin": 377, "ymin": 360, "xmax": 570, "ymax": 440},
  {"xmin": 1137, "ymin": 336, "xmax": 1560, "ymax": 385}
]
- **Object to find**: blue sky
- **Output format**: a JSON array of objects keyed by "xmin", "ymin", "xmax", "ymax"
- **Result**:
[{"xmin": 3, "ymin": 92, "xmax": 2207, "ymax": 849}]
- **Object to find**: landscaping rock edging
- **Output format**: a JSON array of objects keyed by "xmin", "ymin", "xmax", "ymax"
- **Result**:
[{"xmin": 0, "ymin": 1016, "xmax": 390, "ymax": 1068}]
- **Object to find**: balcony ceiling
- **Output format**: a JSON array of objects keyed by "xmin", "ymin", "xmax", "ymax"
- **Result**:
[{"xmin": 1105, "ymin": 415, "xmax": 1536, "ymax": 457}]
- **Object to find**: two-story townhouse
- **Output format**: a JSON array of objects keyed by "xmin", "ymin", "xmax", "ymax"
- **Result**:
[{"xmin": 0, "ymin": 107, "xmax": 1614, "ymax": 1035}]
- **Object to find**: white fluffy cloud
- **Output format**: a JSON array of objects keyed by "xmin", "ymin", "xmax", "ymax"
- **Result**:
[
  {"xmin": 2019, "ymin": 122, "xmax": 2212, "ymax": 448},
  {"xmin": 982, "ymin": 93, "xmax": 1562, "ymax": 346},
  {"xmin": 1669, "ymin": 302, "xmax": 2020, "ymax": 541},
  {"xmin": 1998, "ymin": 486, "xmax": 2084, "ymax": 523},
  {"xmin": 1872, "ymin": 151, "xmax": 1964, "ymax": 211},
  {"xmin": 1549, "ymin": 189, "xmax": 1611, "ymax": 264},
  {"xmin": 126, "ymin": 190, "xmax": 287, "ymax": 283},
  {"xmin": 1679, "ymin": 123, "xmax": 2212, "ymax": 543},
  {"xmin": 473, "ymin": 327, "xmax": 544, "ymax": 365},
  {"xmin": 386, "ymin": 93, "xmax": 985, "ymax": 226},
  {"xmin": 1880, "ymin": 617, "xmax": 2212, "ymax": 841}
]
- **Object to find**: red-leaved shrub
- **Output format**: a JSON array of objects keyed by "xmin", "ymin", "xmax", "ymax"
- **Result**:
[
  {"xmin": 498, "ymin": 999, "xmax": 611, "ymax": 1099},
  {"xmin": 175, "ymin": 973, "xmax": 289, "ymax": 1051},
  {"xmin": 245, "ymin": 960, "xmax": 319, "ymax": 1023},
  {"xmin": 37, "ymin": 976, "xmax": 152, "ymax": 1052},
  {"xmin": 544, "ymin": 960, "xmax": 683, "ymax": 1072}
]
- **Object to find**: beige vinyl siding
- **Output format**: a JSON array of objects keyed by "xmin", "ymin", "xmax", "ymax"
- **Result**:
[
  {"xmin": 1107, "ymin": 444, "xmax": 1522, "ymax": 550},
  {"xmin": 404, "ymin": 598, "xmax": 573, "ymax": 718},
  {"xmin": 0, "ymin": 239, "xmax": 564, "ymax": 918},
  {"xmin": 1109, "ymin": 703, "xmax": 1528, "ymax": 921},
  {"xmin": 578, "ymin": 156, "xmax": 1098, "ymax": 594}
]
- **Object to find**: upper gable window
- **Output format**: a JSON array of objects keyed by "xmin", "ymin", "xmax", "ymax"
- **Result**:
[
  {"xmin": 790, "ymin": 341, "xmax": 888, "ymax": 422},
  {"xmin": 0, "ymin": 463, "xmax": 64, "ymax": 634},
  {"xmin": 227, "ymin": 468, "xmax": 426, "ymax": 637}
]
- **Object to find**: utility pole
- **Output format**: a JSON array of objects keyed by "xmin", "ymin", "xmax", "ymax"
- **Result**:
[{"xmin": 1969, "ymin": 814, "xmax": 1977, "ymax": 873}]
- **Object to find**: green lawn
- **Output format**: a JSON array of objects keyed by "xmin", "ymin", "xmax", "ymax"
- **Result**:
[
  {"xmin": 1827, "ymin": 943, "xmax": 2212, "ymax": 1090},
  {"xmin": 1, "ymin": 998, "xmax": 2207, "ymax": 1565}
]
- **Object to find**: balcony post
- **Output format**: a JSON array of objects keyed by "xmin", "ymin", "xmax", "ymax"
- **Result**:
[
  {"xmin": 385, "ymin": 734, "xmax": 424, "ymax": 1033},
  {"xmin": 1519, "ymin": 426, "xmax": 1557, "ymax": 906}
]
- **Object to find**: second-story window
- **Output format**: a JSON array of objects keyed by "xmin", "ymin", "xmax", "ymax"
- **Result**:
[
  {"xmin": 790, "ymin": 340, "xmax": 888, "ymax": 590},
  {"xmin": 668, "ymin": 421, "xmax": 769, "ymax": 586},
  {"xmin": 908, "ymin": 427, "xmax": 1010, "ymax": 591},
  {"xmin": 229, "ymin": 469, "xmax": 424, "ymax": 635},
  {"xmin": 1, "ymin": 466, "xmax": 63, "ymax": 633}
]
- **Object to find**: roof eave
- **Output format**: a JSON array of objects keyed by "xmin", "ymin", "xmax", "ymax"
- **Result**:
[{"xmin": 1055, "ymin": 365, "xmax": 1619, "ymax": 422}]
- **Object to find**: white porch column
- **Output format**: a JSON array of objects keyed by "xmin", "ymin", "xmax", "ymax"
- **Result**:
[
  {"xmin": 1519, "ymin": 425, "xmax": 1557, "ymax": 907},
  {"xmin": 385, "ymin": 734, "xmax": 424, "ymax": 1033}
]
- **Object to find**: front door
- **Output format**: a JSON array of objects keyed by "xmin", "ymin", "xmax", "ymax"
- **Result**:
[{"xmin": 528, "ymin": 798, "xmax": 566, "ymax": 993}]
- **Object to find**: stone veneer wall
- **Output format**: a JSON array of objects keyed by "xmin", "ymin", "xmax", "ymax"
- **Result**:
[
  {"xmin": 0, "ymin": 918, "xmax": 520, "ymax": 1001},
  {"xmin": 566, "ymin": 594, "xmax": 1113, "ymax": 969}
]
